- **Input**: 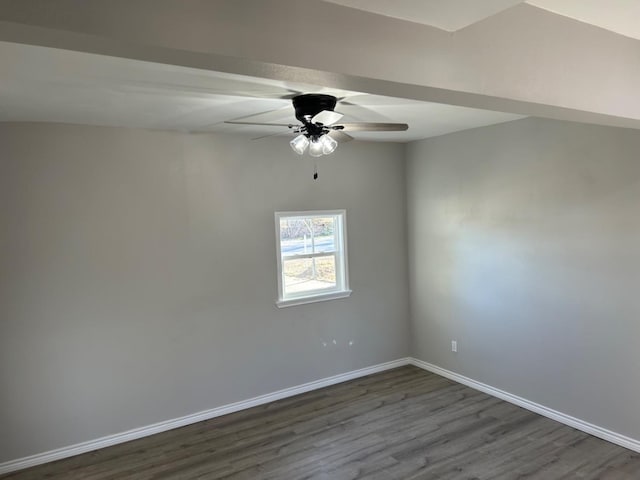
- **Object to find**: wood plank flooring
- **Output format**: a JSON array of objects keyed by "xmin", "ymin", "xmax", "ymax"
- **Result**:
[{"xmin": 3, "ymin": 365, "xmax": 640, "ymax": 479}]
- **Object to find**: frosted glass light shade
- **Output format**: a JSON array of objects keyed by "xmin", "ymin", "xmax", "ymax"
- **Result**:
[
  {"xmin": 320, "ymin": 134, "xmax": 338, "ymax": 154},
  {"xmin": 290, "ymin": 134, "xmax": 309, "ymax": 155},
  {"xmin": 309, "ymin": 138, "xmax": 324, "ymax": 157}
]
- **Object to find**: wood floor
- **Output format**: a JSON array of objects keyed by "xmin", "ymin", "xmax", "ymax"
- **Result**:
[{"xmin": 3, "ymin": 366, "xmax": 640, "ymax": 480}]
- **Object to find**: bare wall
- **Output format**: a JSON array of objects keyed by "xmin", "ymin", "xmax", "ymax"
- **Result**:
[
  {"xmin": 0, "ymin": 123, "xmax": 409, "ymax": 462},
  {"xmin": 407, "ymin": 117, "xmax": 640, "ymax": 441}
]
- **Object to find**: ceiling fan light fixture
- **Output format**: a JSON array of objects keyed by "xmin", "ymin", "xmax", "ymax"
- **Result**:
[
  {"xmin": 225, "ymin": 94, "xmax": 408, "ymax": 158},
  {"xmin": 290, "ymin": 134, "xmax": 309, "ymax": 155},
  {"xmin": 320, "ymin": 134, "xmax": 338, "ymax": 155},
  {"xmin": 309, "ymin": 138, "xmax": 324, "ymax": 157}
]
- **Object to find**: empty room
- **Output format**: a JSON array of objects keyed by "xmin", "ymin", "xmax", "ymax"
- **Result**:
[{"xmin": 2, "ymin": 1, "xmax": 640, "ymax": 479}]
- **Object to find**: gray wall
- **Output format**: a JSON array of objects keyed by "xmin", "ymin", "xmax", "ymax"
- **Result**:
[
  {"xmin": 407, "ymin": 117, "xmax": 640, "ymax": 441},
  {"xmin": 0, "ymin": 123, "xmax": 410, "ymax": 462}
]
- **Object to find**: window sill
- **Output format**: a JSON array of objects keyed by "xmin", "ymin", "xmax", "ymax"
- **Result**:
[{"xmin": 276, "ymin": 290, "xmax": 352, "ymax": 308}]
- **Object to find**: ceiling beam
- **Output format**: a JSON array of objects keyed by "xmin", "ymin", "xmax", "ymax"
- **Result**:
[{"xmin": 0, "ymin": 0, "xmax": 638, "ymax": 129}]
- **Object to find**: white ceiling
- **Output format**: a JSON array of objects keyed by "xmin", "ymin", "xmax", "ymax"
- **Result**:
[
  {"xmin": 323, "ymin": 0, "xmax": 640, "ymax": 40},
  {"xmin": 527, "ymin": 0, "xmax": 640, "ymax": 41},
  {"xmin": 322, "ymin": 0, "xmax": 524, "ymax": 31},
  {"xmin": 0, "ymin": 41, "xmax": 523, "ymax": 142}
]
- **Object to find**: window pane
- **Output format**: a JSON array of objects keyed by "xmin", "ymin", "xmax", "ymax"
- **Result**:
[
  {"xmin": 280, "ymin": 217, "xmax": 336, "ymax": 255},
  {"xmin": 283, "ymin": 255, "xmax": 337, "ymax": 295},
  {"xmin": 311, "ymin": 217, "xmax": 336, "ymax": 253},
  {"xmin": 280, "ymin": 218, "xmax": 312, "ymax": 255}
]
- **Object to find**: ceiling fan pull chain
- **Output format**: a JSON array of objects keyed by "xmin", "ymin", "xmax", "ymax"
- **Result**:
[{"xmin": 313, "ymin": 162, "xmax": 318, "ymax": 180}]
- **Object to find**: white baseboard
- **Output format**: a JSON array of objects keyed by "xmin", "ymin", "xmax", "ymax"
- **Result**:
[
  {"xmin": 0, "ymin": 358, "xmax": 411, "ymax": 475},
  {"xmin": 6, "ymin": 357, "xmax": 638, "ymax": 475},
  {"xmin": 408, "ymin": 357, "xmax": 640, "ymax": 454}
]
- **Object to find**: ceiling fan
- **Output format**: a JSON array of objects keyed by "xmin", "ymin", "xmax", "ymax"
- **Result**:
[{"xmin": 225, "ymin": 94, "xmax": 408, "ymax": 157}]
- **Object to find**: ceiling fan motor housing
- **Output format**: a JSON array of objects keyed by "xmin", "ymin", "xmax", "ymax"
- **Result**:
[{"xmin": 292, "ymin": 94, "xmax": 337, "ymax": 123}]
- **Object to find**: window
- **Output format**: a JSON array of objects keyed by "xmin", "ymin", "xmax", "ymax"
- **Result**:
[{"xmin": 275, "ymin": 210, "xmax": 351, "ymax": 307}]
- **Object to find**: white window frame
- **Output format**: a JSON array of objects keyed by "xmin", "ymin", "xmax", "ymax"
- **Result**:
[{"xmin": 275, "ymin": 209, "xmax": 351, "ymax": 308}]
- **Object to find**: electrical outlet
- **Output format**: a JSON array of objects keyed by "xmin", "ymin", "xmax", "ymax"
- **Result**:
[{"xmin": 451, "ymin": 340, "xmax": 457, "ymax": 352}]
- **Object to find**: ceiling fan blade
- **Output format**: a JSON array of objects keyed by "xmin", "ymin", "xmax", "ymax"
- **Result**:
[
  {"xmin": 251, "ymin": 131, "xmax": 295, "ymax": 140},
  {"xmin": 311, "ymin": 110, "xmax": 344, "ymax": 126},
  {"xmin": 328, "ymin": 130, "xmax": 354, "ymax": 143},
  {"xmin": 223, "ymin": 105, "xmax": 292, "ymax": 123},
  {"xmin": 225, "ymin": 120, "xmax": 294, "ymax": 127},
  {"xmin": 337, "ymin": 122, "xmax": 408, "ymax": 132},
  {"xmin": 119, "ymin": 80, "xmax": 299, "ymax": 100},
  {"xmin": 278, "ymin": 89, "xmax": 305, "ymax": 99}
]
